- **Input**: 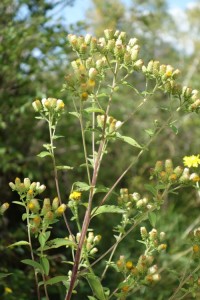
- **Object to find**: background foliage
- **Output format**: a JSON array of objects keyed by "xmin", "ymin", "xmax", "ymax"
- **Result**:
[{"xmin": 1, "ymin": 0, "xmax": 200, "ymax": 299}]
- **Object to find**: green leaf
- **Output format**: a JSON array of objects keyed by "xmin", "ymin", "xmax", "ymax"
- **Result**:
[
  {"xmin": 148, "ymin": 212, "xmax": 157, "ymax": 227},
  {"xmin": 74, "ymin": 181, "xmax": 91, "ymax": 191},
  {"xmin": 85, "ymin": 273, "xmax": 106, "ymax": 300},
  {"xmin": 88, "ymin": 297, "xmax": 98, "ymax": 300},
  {"xmin": 170, "ymin": 124, "xmax": 178, "ymax": 134},
  {"xmin": 8, "ymin": 241, "xmax": 30, "ymax": 248},
  {"xmin": 53, "ymin": 135, "xmax": 64, "ymax": 140},
  {"xmin": 69, "ymin": 111, "xmax": 80, "ymax": 118},
  {"xmin": 145, "ymin": 129, "xmax": 154, "ymax": 137},
  {"xmin": 37, "ymin": 151, "xmax": 51, "ymax": 158},
  {"xmin": 144, "ymin": 184, "xmax": 157, "ymax": 196},
  {"xmin": 91, "ymin": 205, "xmax": 125, "ymax": 218},
  {"xmin": 39, "ymin": 238, "xmax": 76, "ymax": 251},
  {"xmin": 22, "ymin": 213, "xmax": 27, "ymax": 221},
  {"xmin": 0, "ymin": 273, "xmax": 12, "ymax": 279},
  {"xmin": 116, "ymin": 133, "xmax": 142, "ymax": 148},
  {"xmin": 12, "ymin": 201, "xmax": 25, "ymax": 207},
  {"xmin": 84, "ymin": 107, "xmax": 105, "ymax": 114},
  {"xmin": 42, "ymin": 275, "xmax": 69, "ymax": 286},
  {"xmin": 39, "ymin": 232, "xmax": 47, "ymax": 248},
  {"xmin": 56, "ymin": 165, "xmax": 73, "ymax": 170},
  {"xmin": 40, "ymin": 257, "xmax": 49, "ymax": 276},
  {"xmin": 21, "ymin": 259, "xmax": 44, "ymax": 273},
  {"xmin": 94, "ymin": 185, "xmax": 110, "ymax": 194}
]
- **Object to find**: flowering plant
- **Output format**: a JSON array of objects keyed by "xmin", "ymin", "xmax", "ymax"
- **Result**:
[{"xmin": 1, "ymin": 29, "xmax": 200, "ymax": 300}]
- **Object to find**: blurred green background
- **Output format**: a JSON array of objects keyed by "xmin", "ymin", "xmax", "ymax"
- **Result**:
[{"xmin": 0, "ymin": 0, "xmax": 200, "ymax": 299}]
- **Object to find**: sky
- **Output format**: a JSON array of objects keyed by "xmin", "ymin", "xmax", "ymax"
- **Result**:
[{"xmin": 63, "ymin": 0, "xmax": 194, "ymax": 24}]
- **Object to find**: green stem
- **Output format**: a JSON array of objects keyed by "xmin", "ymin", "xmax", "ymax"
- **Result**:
[
  {"xmin": 26, "ymin": 207, "xmax": 41, "ymax": 300},
  {"xmin": 48, "ymin": 115, "xmax": 73, "ymax": 237}
]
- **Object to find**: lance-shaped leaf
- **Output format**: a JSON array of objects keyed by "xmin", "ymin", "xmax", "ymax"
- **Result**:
[
  {"xmin": 116, "ymin": 132, "xmax": 142, "ymax": 148},
  {"xmin": 91, "ymin": 205, "xmax": 125, "ymax": 218}
]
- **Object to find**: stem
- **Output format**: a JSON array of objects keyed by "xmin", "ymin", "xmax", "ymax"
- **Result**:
[
  {"xmin": 48, "ymin": 116, "xmax": 73, "ymax": 237},
  {"xmin": 26, "ymin": 207, "xmax": 41, "ymax": 300},
  {"xmin": 65, "ymin": 62, "xmax": 119, "ymax": 300},
  {"xmin": 42, "ymin": 274, "xmax": 50, "ymax": 300}
]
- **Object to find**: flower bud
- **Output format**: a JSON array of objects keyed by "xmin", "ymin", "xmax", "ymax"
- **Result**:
[
  {"xmin": 130, "ymin": 45, "xmax": 139, "ymax": 61},
  {"xmin": 9, "ymin": 182, "xmax": 15, "ymax": 190},
  {"xmin": 44, "ymin": 211, "xmax": 54, "ymax": 222},
  {"xmin": 154, "ymin": 161, "xmax": 163, "ymax": 173},
  {"xmin": 160, "ymin": 232, "xmax": 166, "ymax": 241},
  {"xmin": 132, "ymin": 192, "xmax": 140, "ymax": 201},
  {"xmin": 94, "ymin": 235, "xmax": 102, "ymax": 244},
  {"xmin": 193, "ymin": 244, "xmax": 200, "ymax": 253},
  {"xmin": 153, "ymin": 61, "xmax": 160, "ymax": 76},
  {"xmin": 56, "ymin": 204, "xmax": 67, "ymax": 216},
  {"xmin": 147, "ymin": 60, "xmax": 154, "ymax": 73},
  {"xmin": 0, "ymin": 202, "xmax": 9, "ymax": 214},
  {"xmin": 90, "ymin": 247, "xmax": 98, "ymax": 255},
  {"xmin": 190, "ymin": 173, "xmax": 200, "ymax": 182},
  {"xmin": 85, "ymin": 33, "xmax": 92, "ymax": 45},
  {"xmin": 90, "ymin": 37, "xmax": 97, "ymax": 52},
  {"xmin": 140, "ymin": 227, "xmax": 148, "ymax": 239},
  {"xmin": 52, "ymin": 197, "xmax": 59, "ymax": 210},
  {"xmin": 76, "ymin": 232, "xmax": 81, "ymax": 243},
  {"xmin": 89, "ymin": 68, "xmax": 98, "ymax": 80},
  {"xmin": 41, "ymin": 198, "xmax": 51, "ymax": 214},
  {"xmin": 87, "ymin": 232, "xmax": 94, "ymax": 243},
  {"xmin": 128, "ymin": 38, "xmax": 138, "ymax": 47},
  {"xmin": 149, "ymin": 265, "xmax": 158, "ymax": 274},
  {"xmin": 33, "ymin": 216, "xmax": 41, "ymax": 226},
  {"xmin": 134, "ymin": 59, "xmax": 143, "ymax": 70},
  {"xmin": 158, "ymin": 243, "xmax": 167, "ymax": 251},
  {"xmin": 152, "ymin": 273, "xmax": 161, "ymax": 282},
  {"xmin": 38, "ymin": 184, "xmax": 46, "ymax": 194},
  {"xmin": 104, "ymin": 29, "xmax": 114, "ymax": 40},
  {"xmin": 173, "ymin": 166, "xmax": 183, "ymax": 177},
  {"xmin": 126, "ymin": 261, "xmax": 133, "ymax": 270},
  {"xmin": 32, "ymin": 100, "xmax": 42, "ymax": 112},
  {"xmin": 124, "ymin": 52, "xmax": 131, "ymax": 65},
  {"xmin": 149, "ymin": 228, "xmax": 157, "ymax": 240},
  {"xmin": 28, "ymin": 199, "xmax": 40, "ymax": 213},
  {"xmin": 56, "ymin": 100, "xmax": 65, "ymax": 111},
  {"xmin": 24, "ymin": 178, "xmax": 31, "ymax": 189},
  {"xmin": 81, "ymin": 92, "xmax": 89, "ymax": 101},
  {"xmin": 159, "ymin": 64, "xmax": 167, "ymax": 75}
]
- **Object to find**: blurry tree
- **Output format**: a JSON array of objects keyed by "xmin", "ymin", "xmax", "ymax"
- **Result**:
[{"xmin": 0, "ymin": 0, "xmax": 75, "ymax": 198}]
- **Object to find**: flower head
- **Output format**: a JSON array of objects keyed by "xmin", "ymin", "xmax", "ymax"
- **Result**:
[
  {"xmin": 183, "ymin": 155, "xmax": 200, "ymax": 168},
  {"xmin": 69, "ymin": 191, "xmax": 82, "ymax": 201}
]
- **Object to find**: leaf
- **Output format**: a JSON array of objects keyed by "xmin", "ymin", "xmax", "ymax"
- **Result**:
[
  {"xmin": 22, "ymin": 213, "xmax": 27, "ymax": 221},
  {"xmin": 12, "ymin": 201, "xmax": 25, "ymax": 207},
  {"xmin": 145, "ymin": 129, "xmax": 154, "ymax": 137},
  {"xmin": 88, "ymin": 297, "xmax": 98, "ymax": 300},
  {"xmin": 8, "ymin": 241, "xmax": 30, "ymax": 248},
  {"xmin": 170, "ymin": 124, "xmax": 178, "ymax": 135},
  {"xmin": 56, "ymin": 165, "xmax": 73, "ymax": 170},
  {"xmin": 144, "ymin": 184, "xmax": 157, "ymax": 196},
  {"xmin": 148, "ymin": 212, "xmax": 157, "ymax": 227},
  {"xmin": 37, "ymin": 151, "xmax": 51, "ymax": 158},
  {"xmin": 41, "ymin": 275, "xmax": 69, "ymax": 286},
  {"xmin": 39, "ymin": 238, "xmax": 76, "ymax": 251},
  {"xmin": 21, "ymin": 259, "xmax": 44, "ymax": 273},
  {"xmin": 85, "ymin": 273, "xmax": 106, "ymax": 300},
  {"xmin": 116, "ymin": 133, "xmax": 142, "ymax": 148},
  {"xmin": 53, "ymin": 135, "xmax": 64, "ymax": 140},
  {"xmin": 74, "ymin": 181, "xmax": 91, "ymax": 191},
  {"xmin": 84, "ymin": 107, "xmax": 105, "ymax": 114},
  {"xmin": 91, "ymin": 205, "xmax": 125, "ymax": 218},
  {"xmin": 0, "ymin": 273, "xmax": 12, "ymax": 279},
  {"xmin": 40, "ymin": 257, "xmax": 49, "ymax": 276},
  {"xmin": 94, "ymin": 185, "xmax": 110, "ymax": 194},
  {"xmin": 69, "ymin": 111, "xmax": 80, "ymax": 118}
]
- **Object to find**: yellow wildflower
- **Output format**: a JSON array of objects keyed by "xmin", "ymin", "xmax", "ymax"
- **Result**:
[
  {"xmin": 183, "ymin": 155, "xmax": 200, "ymax": 168},
  {"xmin": 4, "ymin": 287, "xmax": 12, "ymax": 294},
  {"xmin": 69, "ymin": 191, "xmax": 81, "ymax": 201}
]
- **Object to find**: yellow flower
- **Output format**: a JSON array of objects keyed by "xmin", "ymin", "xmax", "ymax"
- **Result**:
[
  {"xmin": 69, "ymin": 191, "xmax": 81, "ymax": 201},
  {"xmin": 4, "ymin": 287, "xmax": 12, "ymax": 294},
  {"xmin": 183, "ymin": 155, "xmax": 200, "ymax": 168}
]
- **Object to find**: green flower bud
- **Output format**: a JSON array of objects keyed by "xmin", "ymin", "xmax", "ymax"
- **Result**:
[
  {"xmin": 128, "ymin": 38, "xmax": 138, "ymax": 47},
  {"xmin": 134, "ymin": 59, "xmax": 143, "ymax": 70},
  {"xmin": 44, "ymin": 211, "xmax": 54, "ymax": 222},
  {"xmin": 87, "ymin": 232, "xmax": 94, "ymax": 243},
  {"xmin": 165, "ymin": 159, "xmax": 173, "ymax": 174},
  {"xmin": 130, "ymin": 45, "xmax": 140, "ymax": 61},
  {"xmin": 124, "ymin": 52, "xmax": 132, "ymax": 65},
  {"xmin": 106, "ymin": 39, "xmax": 115, "ymax": 52},
  {"xmin": 140, "ymin": 226, "xmax": 148, "ymax": 239},
  {"xmin": 147, "ymin": 60, "xmax": 154, "ymax": 73},
  {"xmin": 90, "ymin": 37, "xmax": 97, "ymax": 52},
  {"xmin": 155, "ymin": 161, "xmax": 163, "ymax": 173},
  {"xmin": 89, "ymin": 68, "xmax": 98, "ymax": 79},
  {"xmin": 90, "ymin": 247, "xmax": 98, "ymax": 255},
  {"xmin": 55, "ymin": 204, "xmax": 67, "ymax": 216},
  {"xmin": 153, "ymin": 61, "xmax": 160, "ymax": 76},
  {"xmin": 86, "ymin": 57, "xmax": 94, "ymax": 69},
  {"xmin": 159, "ymin": 64, "xmax": 167, "ymax": 75},
  {"xmin": 118, "ymin": 31, "xmax": 126, "ymax": 43},
  {"xmin": 174, "ymin": 166, "xmax": 183, "ymax": 177}
]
